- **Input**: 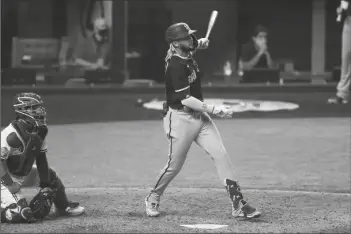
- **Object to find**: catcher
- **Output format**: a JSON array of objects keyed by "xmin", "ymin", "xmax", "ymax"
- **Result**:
[{"xmin": 1, "ymin": 92, "xmax": 85, "ymax": 223}]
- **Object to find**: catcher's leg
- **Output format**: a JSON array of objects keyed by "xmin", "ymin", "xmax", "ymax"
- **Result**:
[
  {"xmin": 1, "ymin": 182, "xmax": 35, "ymax": 223},
  {"xmin": 31, "ymin": 167, "xmax": 85, "ymax": 216},
  {"xmin": 48, "ymin": 167, "xmax": 85, "ymax": 216},
  {"xmin": 195, "ymin": 118, "xmax": 261, "ymax": 219}
]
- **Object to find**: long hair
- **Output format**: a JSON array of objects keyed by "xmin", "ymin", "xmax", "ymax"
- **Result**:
[{"xmin": 164, "ymin": 43, "xmax": 177, "ymax": 72}]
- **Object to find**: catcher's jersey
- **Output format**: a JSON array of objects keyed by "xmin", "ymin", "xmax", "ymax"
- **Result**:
[
  {"xmin": 165, "ymin": 55, "xmax": 204, "ymax": 109},
  {"xmin": 1, "ymin": 121, "xmax": 48, "ymax": 176}
]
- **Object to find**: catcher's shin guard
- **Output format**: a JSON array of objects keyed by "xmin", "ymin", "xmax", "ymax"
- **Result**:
[
  {"xmin": 52, "ymin": 180, "xmax": 70, "ymax": 210},
  {"xmin": 1, "ymin": 199, "xmax": 36, "ymax": 223},
  {"xmin": 42, "ymin": 168, "xmax": 70, "ymax": 210},
  {"xmin": 41, "ymin": 168, "xmax": 85, "ymax": 216},
  {"xmin": 225, "ymin": 179, "xmax": 261, "ymax": 218}
]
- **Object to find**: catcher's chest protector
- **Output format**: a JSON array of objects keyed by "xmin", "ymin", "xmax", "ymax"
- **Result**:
[{"xmin": 6, "ymin": 121, "xmax": 48, "ymax": 176}]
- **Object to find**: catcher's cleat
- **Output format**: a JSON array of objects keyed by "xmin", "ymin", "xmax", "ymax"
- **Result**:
[
  {"xmin": 225, "ymin": 179, "xmax": 261, "ymax": 219},
  {"xmin": 57, "ymin": 202, "xmax": 85, "ymax": 216},
  {"xmin": 145, "ymin": 197, "xmax": 160, "ymax": 217},
  {"xmin": 327, "ymin": 96, "xmax": 348, "ymax": 104}
]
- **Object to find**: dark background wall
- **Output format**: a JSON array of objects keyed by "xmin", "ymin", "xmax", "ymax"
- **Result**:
[
  {"xmin": 128, "ymin": 0, "xmax": 172, "ymax": 82},
  {"xmin": 237, "ymin": 0, "xmax": 313, "ymax": 71},
  {"xmin": 0, "ymin": 0, "xmax": 343, "ymax": 77},
  {"xmin": 325, "ymin": 0, "xmax": 343, "ymax": 70}
]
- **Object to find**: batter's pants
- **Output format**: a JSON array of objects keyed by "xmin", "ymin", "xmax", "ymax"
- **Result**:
[
  {"xmin": 337, "ymin": 16, "xmax": 351, "ymax": 100},
  {"xmin": 148, "ymin": 107, "xmax": 236, "ymax": 200}
]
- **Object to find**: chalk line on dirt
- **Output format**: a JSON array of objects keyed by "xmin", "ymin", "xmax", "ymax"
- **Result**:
[{"xmin": 24, "ymin": 187, "xmax": 351, "ymax": 196}]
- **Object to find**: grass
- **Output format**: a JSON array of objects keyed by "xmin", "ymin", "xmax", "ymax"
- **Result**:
[{"xmin": 1, "ymin": 118, "xmax": 350, "ymax": 233}]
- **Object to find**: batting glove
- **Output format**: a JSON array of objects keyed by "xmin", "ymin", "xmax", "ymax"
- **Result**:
[
  {"xmin": 212, "ymin": 105, "xmax": 233, "ymax": 118},
  {"xmin": 197, "ymin": 38, "xmax": 210, "ymax": 49}
]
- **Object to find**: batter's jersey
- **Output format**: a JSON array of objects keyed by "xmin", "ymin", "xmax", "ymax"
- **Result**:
[
  {"xmin": 1, "ymin": 121, "xmax": 48, "ymax": 176},
  {"xmin": 165, "ymin": 54, "xmax": 204, "ymax": 109}
]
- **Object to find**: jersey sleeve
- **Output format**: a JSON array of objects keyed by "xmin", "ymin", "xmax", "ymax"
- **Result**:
[
  {"xmin": 1, "ymin": 131, "xmax": 10, "ymax": 160},
  {"xmin": 1, "ymin": 145, "xmax": 10, "ymax": 160},
  {"xmin": 169, "ymin": 60, "xmax": 190, "ymax": 98}
]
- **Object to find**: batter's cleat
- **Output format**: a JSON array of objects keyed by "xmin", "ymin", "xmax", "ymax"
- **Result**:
[
  {"xmin": 232, "ymin": 201, "xmax": 261, "ymax": 219},
  {"xmin": 145, "ymin": 197, "xmax": 160, "ymax": 217},
  {"xmin": 328, "ymin": 96, "xmax": 348, "ymax": 104},
  {"xmin": 58, "ymin": 202, "xmax": 85, "ymax": 216},
  {"xmin": 225, "ymin": 179, "xmax": 261, "ymax": 219}
]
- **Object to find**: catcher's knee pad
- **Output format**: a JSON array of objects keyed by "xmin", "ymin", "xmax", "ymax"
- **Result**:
[{"xmin": 1, "ymin": 199, "xmax": 35, "ymax": 223}]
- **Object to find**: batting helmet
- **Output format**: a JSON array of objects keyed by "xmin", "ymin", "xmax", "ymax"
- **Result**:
[{"xmin": 165, "ymin": 23, "xmax": 197, "ymax": 43}]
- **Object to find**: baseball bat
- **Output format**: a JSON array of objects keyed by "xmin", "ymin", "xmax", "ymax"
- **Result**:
[{"xmin": 205, "ymin": 10, "xmax": 218, "ymax": 39}]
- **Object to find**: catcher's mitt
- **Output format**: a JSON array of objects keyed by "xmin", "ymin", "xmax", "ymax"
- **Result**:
[{"xmin": 29, "ymin": 187, "xmax": 56, "ymax": 220}]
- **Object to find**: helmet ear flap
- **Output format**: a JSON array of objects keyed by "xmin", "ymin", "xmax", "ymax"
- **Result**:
[{"xmin": 190, "ymin": 34, "xmax": 198, "ymax": 48}]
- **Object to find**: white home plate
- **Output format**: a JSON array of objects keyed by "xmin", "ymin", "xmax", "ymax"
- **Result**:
[{"xmin": 180, "ymin": 224, "xmax": 228, "ymax": 230}]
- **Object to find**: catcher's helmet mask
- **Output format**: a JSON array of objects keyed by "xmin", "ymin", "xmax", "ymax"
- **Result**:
[{"xmin": 13, "ymin": 93, "xmax": 47, "ymax": 127}]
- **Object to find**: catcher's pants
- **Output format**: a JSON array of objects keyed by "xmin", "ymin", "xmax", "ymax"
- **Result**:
[
  {"xmin": 148, "ymin": 108, "xmax": 236, "ymax": 200},
  {"xmin": 1, "ymin": 165, "xmax": 41, "ymax": 209},
  {"xmin": 337, "ymin": 16, "xmax": 351, "ymax": 100}
]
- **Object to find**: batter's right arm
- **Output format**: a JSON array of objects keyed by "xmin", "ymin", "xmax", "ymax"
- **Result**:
[
  {"xmin": 169, "ymin": 60, "xmax": 231, "ymax": 117},
  {"xmin": 169, "ymin": 61, "xmax": 215, "ymax": 113},
  {"xmin": 181, "ymin": 96, "xmax": 214, "ymax": 113},
  {"xmin": 181, "ymin": 97, "xmax": 231, "ymax": 118}
]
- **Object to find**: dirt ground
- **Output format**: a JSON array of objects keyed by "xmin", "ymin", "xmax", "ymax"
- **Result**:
[{"xmin": 1, "ymin": 118, "xmax": 350, "ymax": 233}]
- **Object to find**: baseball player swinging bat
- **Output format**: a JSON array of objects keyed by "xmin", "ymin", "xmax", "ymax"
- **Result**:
[{"xmin": 144, "ymin": 12, "xmax": 261, "ymax": 219}]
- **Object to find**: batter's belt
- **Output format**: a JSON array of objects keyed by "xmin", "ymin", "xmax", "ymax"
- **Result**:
[{"xmin": 169, "ymin": 106, "xmax": 205, "ymax": 119}]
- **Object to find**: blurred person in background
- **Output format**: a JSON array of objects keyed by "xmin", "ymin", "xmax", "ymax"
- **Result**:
[
  {"xmin": 328, "ymin": 0, "xmax": 351, "ymax": 104},
  {"xmin": 72, "ymin": 17, "xmax": 110, "ymax": 70},
  {"xmin": 238, "ymin": 25, "xmax": 274, "ymax": 71}
]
